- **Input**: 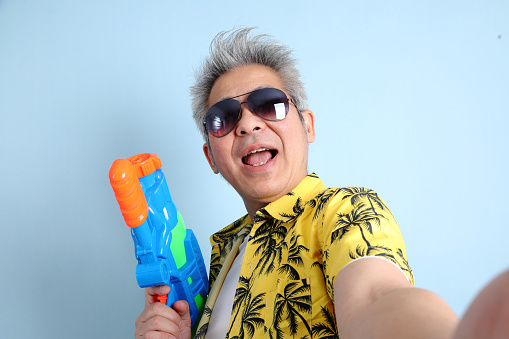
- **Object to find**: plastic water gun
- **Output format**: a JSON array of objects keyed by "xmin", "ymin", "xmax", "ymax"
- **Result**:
[{"xmin": 109, "ymin": 153, "xmax": 208, "ymax": 329}]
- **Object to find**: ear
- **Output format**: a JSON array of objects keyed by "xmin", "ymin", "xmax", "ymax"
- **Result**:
[
  {"xmin": 203, "ymin": 142, "xmax": 219, "ymax": 174},
  {"xmin": 301, "ymin": 110, "xmax": 315, "ymax": 143}
]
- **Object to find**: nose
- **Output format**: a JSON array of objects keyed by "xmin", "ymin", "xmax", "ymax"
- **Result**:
[{"xmin": 235, "ymin": 102, "xmax": 265, "ymax": 136}]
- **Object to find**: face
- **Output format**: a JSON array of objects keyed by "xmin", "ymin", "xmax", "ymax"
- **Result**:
[{"xmin": 203, "ymin": 64, "xmax": 315, "ymax": 217}]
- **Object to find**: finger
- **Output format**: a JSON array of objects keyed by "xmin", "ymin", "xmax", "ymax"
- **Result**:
[
  {"xmin": 145, "ymin": 285, "xmax": 172, "ymax": 306},
  {"xmin": 134, "ymin": 303, "xmax": 182, "ymax": 338},
  {"xmin": 172, "ymin": 300, "xmax": 192, "ymax": 338},
  {"xmin": 136, "ymin": 302, "xmax": 181, "ymax": 327},
  {"xmin": 135, "ymin": 331, "xmax": 172, "ymax": 339},
  {"xmin": 134, "ymin": 316, "xmax": 180, "ymax": 339}
]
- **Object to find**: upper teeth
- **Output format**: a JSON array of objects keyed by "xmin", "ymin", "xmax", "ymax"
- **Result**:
[{"xmin": 244, "ymin": 148, "xmax": 269, "ymax": 157}]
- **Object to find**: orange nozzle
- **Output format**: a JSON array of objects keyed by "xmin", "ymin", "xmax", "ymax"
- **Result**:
[
  {"xmin": 127, "ymin": 153, "xmax": 162, "ymax": 178},
  {"xmin": 109, "ymin": 158, "xmax": 149, "ymax": 228}
]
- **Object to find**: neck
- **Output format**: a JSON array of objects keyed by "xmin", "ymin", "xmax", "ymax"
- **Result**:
[
  {"xmin": 242, "ymin": 172, "xmax": 309, "ymax": 221},
  {"xmin": 245, "ymin": 200, "xmax": 268, "ymax": 221}
]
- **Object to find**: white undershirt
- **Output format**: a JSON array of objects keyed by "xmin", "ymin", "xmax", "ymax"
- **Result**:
[{"xmin": 204, "ymin": 235, "xmax": 250, "ymax": 339}]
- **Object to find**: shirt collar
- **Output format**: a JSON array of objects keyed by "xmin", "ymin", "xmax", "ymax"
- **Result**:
[
  {"xmin": 257, "ymin": 173, "xmax": 326, "ymax": 222},
  {"xmin": 210, "ymin": 173, "xmax": 326, "ymax": 246},
  {"xmin": 209, "ymin": 214, "xmax": 252, "ymax": 247}
]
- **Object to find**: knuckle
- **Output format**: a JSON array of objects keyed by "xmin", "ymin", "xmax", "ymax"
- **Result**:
[
  {"xmin": 148, "ymin": 315, "xmax": 163, "ymax": 328},
  {"xmin": 152, "ymin": 302, "xmax": 167, "ymax": 313},
  {"xmin": 143, "ymin": 332, "xmax": 158, "ymax": 339}
]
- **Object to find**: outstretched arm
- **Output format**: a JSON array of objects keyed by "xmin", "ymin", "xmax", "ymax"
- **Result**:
[{"xmin": 334, "ymin": 257, "xmax": 458, "ymax": 339}]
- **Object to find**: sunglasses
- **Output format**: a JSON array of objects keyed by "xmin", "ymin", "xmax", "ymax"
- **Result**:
[{"xmin": 204, "ymin": 87, "xmax": 296, "ymax": 137}]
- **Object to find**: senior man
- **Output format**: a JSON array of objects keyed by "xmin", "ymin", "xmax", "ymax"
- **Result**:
[{"xmin": 134, "ymin": 28, "xmax": 508, "ymax": 339}]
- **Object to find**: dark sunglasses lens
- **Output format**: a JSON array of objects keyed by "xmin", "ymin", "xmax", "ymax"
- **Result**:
[
  {"xmin": 248, "ymin": 88, "xmax": 289, "ymax": 121},
  {"xmin": 205, "ymin": 99, "xmax": 240, "ymax": 137}
]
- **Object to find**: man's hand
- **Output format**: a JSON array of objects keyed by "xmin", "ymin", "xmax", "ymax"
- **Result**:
[
  {"xmin": 134, "ymin": 285, "xmax": 192, "ymax": 339},
  {"xmin": 453, "ymin": 269, "xmax": 509, "ymax": 339}
]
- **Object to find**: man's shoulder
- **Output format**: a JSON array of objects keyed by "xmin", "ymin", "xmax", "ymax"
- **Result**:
[
  {"xmin": 308, "ymin": 186, "xmax": 380, "ymax": 208},
  {"xmin": 300, "ymin": 174, "xmax": 381, "ymax": 206},
  {"xmin": 303, "ymin": 185, "xmax": 394, "ymax": 225}
]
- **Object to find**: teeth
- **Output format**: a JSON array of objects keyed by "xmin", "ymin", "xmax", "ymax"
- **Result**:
[
  {"xmin": 244, "ymin": 148, "xmax": 269, "ymax": 157},
  {"xmin": 252, "ymin": 160, "xmax": 269, "ymax": 167},
  {"xmin": 242, "ymin": 148, "xmax": 272, "ymax": 167}
]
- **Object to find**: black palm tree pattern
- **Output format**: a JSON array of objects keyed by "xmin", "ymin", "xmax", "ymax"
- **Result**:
[
  {"xmin": 230, "ymin": 291, "xmax": 266, "ymax": 339},
  {"xmin": 228, "ymin": 276, "xmax": 252, "ymax": 336},
  {"xmin": 311, "ymin": 306, "xmax": 339, "ymax": 339},
  {"xmin": 308, "ymin": 187, "xmax": 342, "ymax": 221},
  {"xmin": 251, "ymin": 214, "xmax": 289, "ymax": 276},
  {"xmin": 278, "ymin": 231, "xmax": 309, "ymax": 280},
  {"xmin": 208, "ymin": 251, "xmax": 221, "ymax": 289},
  {"xmin": 194, "ymin": 306, "xmax": 213, "ymax": 339},
  {"xmin": 396, "ymin": 248, "xmax": 414, "ymax": 283},
  {"xmin": 271, "ymin": 280, "xmax": 312, "ymax": 338},
  {"xmin": 202, "ymin": 174, "xmax": 413, "ymax": 338},
  {"xmin": 280, "ymin": 197, "xmax": 305, "ymax": 223},
  {"xmin": 341, "ymin": 187, "xmax": 391, "ymax": 217},
  {"xmin": 209, "ymin": 216, "xmax": 251, "ymax": 286},
  {"xmin": 331, "ymin": 202, "xmax": 387, "ymax": 248}
]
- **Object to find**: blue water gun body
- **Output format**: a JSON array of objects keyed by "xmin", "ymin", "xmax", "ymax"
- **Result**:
[{"xmin": 109, "ymin": 153, "xmax": 208, "ymax": 329}]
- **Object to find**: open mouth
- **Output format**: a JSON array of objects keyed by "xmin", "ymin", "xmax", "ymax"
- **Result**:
[{"xmin": 242, "ymin": 148, "xmax": 278, "ymax": 167}]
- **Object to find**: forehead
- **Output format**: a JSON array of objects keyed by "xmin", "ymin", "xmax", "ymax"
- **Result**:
[{"xmin": 207, "ymin": 64, "xmax": 285, "ymax": 107}]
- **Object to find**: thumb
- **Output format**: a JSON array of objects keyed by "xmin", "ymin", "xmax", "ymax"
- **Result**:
[
  {"xmin": 173, "ymin": 300, "xmax": 192, "ymax": 329},
  {"xmin": 144, "ymin": 285, "xmax": 171, "ymax": 306}
]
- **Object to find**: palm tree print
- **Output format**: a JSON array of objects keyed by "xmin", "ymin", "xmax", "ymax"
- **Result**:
[
  {"xmin": 251, "ymin": 217, "xmax": 289, "ymax": 276},
  {"xmin": 230, "ymin": 291, "xmax": 266, "ymax": 339},
  {"xmin": 308, "ymin": 188, "xmax": 342, "ymax": 221},
  {"xmin": 209, "ymin": 219, "xmax": 252, "ymax": 286},
  {"xmin": 194, "ymin": 306, "xmax": 213, "ymax": 339},
  {"xmin": 201, "ymin": 175, "xmax": 413, "ymax": 338},
  {"xmin": 342, "ymin": 187, "xmax": 389, "ymax": 216},
  {"xmin": 331, "ymin": 202, "xmax": 387, "ymax": 249},
  {"xmin": 278, "ymin": 231, "xmax": 309, "ymax": 280},
  {"xmin": 272, "ymin": 280, "xmax": 312, "ymax": 338},
  {"xmin": 208, "ymin": 251, "xmax": 221, "ymax": 287},
  {"xmin": 228, "ymin": 276, "xmax": 252, "ymax": 336},
  {"xmin": 396, "ymin": 248, "xmax": 414, "ymax": 283},
  {"xmin": 349, "ymin": 244, "xmax": 393, "ymax": 260},
  {"xmin": 211, "ymin": 215, "xmax": 250, "ymax": 260},
  {"xmin": 311, "ymin": 306, "xmax": 339, "ymax": 339},
  {"xmin": 280, "ymin": 197, "xmax": 305, "ymax": 223}
]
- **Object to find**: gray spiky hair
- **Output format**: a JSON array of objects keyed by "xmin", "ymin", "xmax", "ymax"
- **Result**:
[{"xmin": 190, "ymin": 27, "xmax": 308, "ymax": 141}]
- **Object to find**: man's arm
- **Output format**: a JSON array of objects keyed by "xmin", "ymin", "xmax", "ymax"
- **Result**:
[{"xmin": 334, "ymin": 257, "xmax": 458, "ymax": 339}]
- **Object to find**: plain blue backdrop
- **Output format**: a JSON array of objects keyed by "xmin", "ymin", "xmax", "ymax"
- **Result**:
[{"xmin": 1, "ymin": 1, "xmax": 508, "ymax": 337}]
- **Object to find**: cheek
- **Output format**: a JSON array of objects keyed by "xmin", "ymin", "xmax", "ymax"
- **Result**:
[
  {"xmin": 209, "ymin": 140, "xmax": 234, "ymax": 168},
  {"xmin": 278, "ymin": 123, "xmax": 308, "ymax": 147}
]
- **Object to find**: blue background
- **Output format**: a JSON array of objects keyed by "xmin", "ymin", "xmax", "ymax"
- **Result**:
[{"xmin": 1, "ymin": 0, "xmax": 507, "ymax": 337}]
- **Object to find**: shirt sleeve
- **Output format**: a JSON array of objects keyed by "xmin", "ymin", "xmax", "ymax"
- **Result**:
[{"xmin": 320, "ymin": 188, "xmax": 414, "ymax": 300}]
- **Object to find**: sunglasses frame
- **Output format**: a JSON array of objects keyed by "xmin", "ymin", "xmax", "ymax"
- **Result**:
[{"xmin": 203, "ymin": 87, "xmax": 298, "ymax": 138}]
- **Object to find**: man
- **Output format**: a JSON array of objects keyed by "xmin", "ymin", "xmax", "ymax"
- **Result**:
[{"xmin": 134, "ymin": 28, "xmax": 508, "ymax": 339}]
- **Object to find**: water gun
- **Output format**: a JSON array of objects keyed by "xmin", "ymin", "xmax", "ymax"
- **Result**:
[{"xmin": 109, "ymin": 153, "xmax": 208, "ymax": 329}]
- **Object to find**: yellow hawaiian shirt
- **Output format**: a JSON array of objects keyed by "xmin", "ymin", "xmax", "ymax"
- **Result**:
[{"xmin": 195, "ymin": 174, "xmax": 414, "ymax": 338}]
